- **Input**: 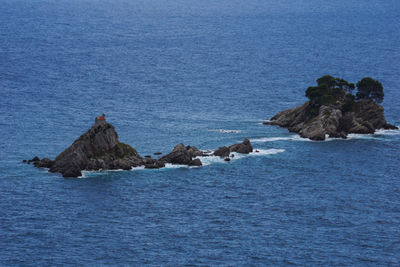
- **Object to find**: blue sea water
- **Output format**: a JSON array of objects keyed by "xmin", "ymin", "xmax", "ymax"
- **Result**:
[{"xmin": 1, "ymin": 0, "xmax": 400, "ymax": 265}]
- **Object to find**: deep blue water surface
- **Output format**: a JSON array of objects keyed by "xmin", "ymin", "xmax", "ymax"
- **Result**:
[{"xmin": 1, "ymin": 0, "xmax": 400, "ymax": 265}]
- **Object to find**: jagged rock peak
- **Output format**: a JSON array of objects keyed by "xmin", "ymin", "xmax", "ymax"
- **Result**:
[{"xmin": 30, "ymin": 117, "xmax": 142, "ymax": 177}]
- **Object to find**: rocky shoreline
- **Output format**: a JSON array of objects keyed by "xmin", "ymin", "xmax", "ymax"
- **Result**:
[{"xmin": 25, "ymin": 117, "xmax": 254, "ymax": 178}]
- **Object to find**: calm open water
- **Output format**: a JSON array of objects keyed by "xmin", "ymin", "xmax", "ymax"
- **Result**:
[{"xmin": 1, "ymin": 0, "xmax": 400, "ymax": 265}]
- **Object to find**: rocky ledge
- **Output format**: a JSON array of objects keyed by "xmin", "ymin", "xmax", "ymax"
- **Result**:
[
  {"xmin": 264, "ymin": 76, "xmax": 398, "ymax": 141},
  {"xmin": 25, "ymin": 118, "xmax": 255, "ymax": 177}
]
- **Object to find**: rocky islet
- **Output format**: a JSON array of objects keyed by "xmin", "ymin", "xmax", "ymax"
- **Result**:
[
  {"xmin": 25, "ymin": 117, "xmax": 255, "ymax": 178},
  {"xmin": 265, "ymin": 76, "xmax": 398, "ymax": 141}
]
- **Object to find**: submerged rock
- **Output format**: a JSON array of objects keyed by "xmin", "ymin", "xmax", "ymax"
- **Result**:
[{"xmin": 265, "ymin": 99, "xmax": 398, "ymax": 141}]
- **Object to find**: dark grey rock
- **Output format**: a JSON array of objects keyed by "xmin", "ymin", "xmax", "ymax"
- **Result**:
[
  {"xmin": 329, "ymin": 132, "xmax": 347, "ymax": 139},
  {"xmin": 229, "ymin": 138, "xmax": 253, "ymax": 154},
  {"xmin": 62, "ymin": 165, "xmax": 82, "ymax": 178},
  {"xmin": 189, "ymin": 158, "xmax": 202, "ymax": 166},
  {"xmin": 144, "ymin": 158, "xmax": 165, "ymax": 169},
  {"xmin": 214, "ymin": 139, "xmax": 253, "ymax": 157},
  {"xmin": 28, "ymin": 156, "xmax": 40, "ymax": 164},
  {"xmin": 161, "ymin": 143, "xmax": 204, "ymax": 165},
  {"xmin": 37, "ymin": 120, "xmax": 143, "ymax": 178},
  {"xmin": 33, "ymin": 158, "xmax": 54, "ymax": 168},
  {"xmin": 383, "ymin": 123, "xmax": 398, "ymax": 130},
  {"xmin": 214, "ymin": 146, "xmax": 230, "ymax": 157}
]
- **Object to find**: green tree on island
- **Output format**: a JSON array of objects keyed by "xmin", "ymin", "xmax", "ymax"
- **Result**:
[
  {"xmin": 306, "ymin": 75, "xmax": 354, "ymax": 108},
  {"xmin": 268, "ymin": 75, "xmax": 397, "ymax": 141},
  {"xmin": 305, "ymin": 75, "xmax": 384, "ymax": 115},
  {"xmin": 316, "ymin": 75, "xmax": 355, "ymax": 93},
  {"xmin": 356, "ymin": 77, "xmax": 384, "ymax": 103},
  {"xmin": 307, "ymin": 75, "xmax": 384, "ymax": 104}
]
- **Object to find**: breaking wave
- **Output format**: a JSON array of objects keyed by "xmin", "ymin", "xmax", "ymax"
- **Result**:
[
  {"xmin": 375, "ymin": 128, "xmax": 400, "ymax": 135},
  {"xmin": 345, "ymin": 129, "xmax": 399, "ymax": 140},
  {"xmin": 251, "ymin": 135, "xmax": 309, "ymax": 142},
  {"xmin": 199, "ymin": 148, "xmax": 285, "ymax": 166}
]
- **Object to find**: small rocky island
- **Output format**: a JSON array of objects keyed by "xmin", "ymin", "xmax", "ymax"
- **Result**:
[
  {"xmin": 265, "ymin": 76, "xmax": 398, "ymax": 140},
  {"xmin": 25, "ymin": 115, "xmax": 254, "ymax": 178}
]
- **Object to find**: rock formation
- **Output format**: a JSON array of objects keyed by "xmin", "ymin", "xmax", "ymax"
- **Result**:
[
  {"xmin": 214, "ymin": 138, "xmax": 253, "ymax": 157},
  {"xmin": 160, "ymin": 144, "xmax": 205, "ymax": 166},
  {"xmin": 265, "ymin": 99, "xmax": 397, "ymax": 141},
  {"xmin": 28, "ymin": 119, "xmax": 143, "ymax": 177},
  {"xmin": 25, "ymin": 117, "xmax": 256, "ymax": 177}
]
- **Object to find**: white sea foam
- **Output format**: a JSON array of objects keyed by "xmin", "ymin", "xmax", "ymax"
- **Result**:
[
  {"xmin": 339, "ymin": 134, "xmax": 376, "ymax": 140},
  {"xmin": 164, "ymin": 163, "xmax": 191, "ymax": 169},
  {"xmin": 80, "ymin": 170, "xmax": 109, "ymax": 178},
  {"xmin": 80, "ymin": 167, "xmax": 138, "ymax": 178},
  {"xmin": 375, "ymin": 128, "xmax": 400, "ymax": 135},
  {"xmin": 208, "ymin": 129, "xmax": 242, "ymax": 134},
  {"xmin": 196, "ymin": 155, "xmax": 225, "ymax": 166},
  {"xmin": 252, "ymin": 148, "xmax": 286, "ymax": 155},
  {"xmin": 329, "ymin": 128, "xmax": 399, "ymax": 141},
  {"xmin": 131, "ymin": 166, "xmax": 146, "ymax": 171},
  {"xmin": 252, "ymin": 127, "xmax": 400, "ymax": 143},
  {"xmin": 251, "ymin": 135, "xmax": 309, "ymax": 142},
  {"xmin": 199, "ymin": 148, "xmax": 285, "ymax": 166}
]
